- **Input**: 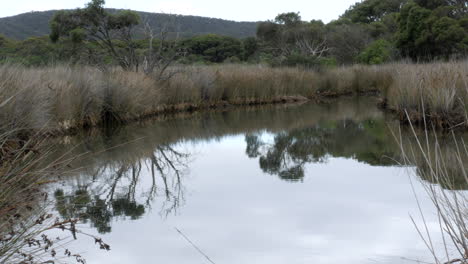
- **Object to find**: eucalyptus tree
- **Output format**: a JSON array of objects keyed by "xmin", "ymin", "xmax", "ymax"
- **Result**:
[
  {"xmin": 257, "ymin": 12, "xmax": 330, "ymax": 67},
  {"xmin": 50, "ymin": 0, "xmax": 184, "ymax": 76},
  {"xmin": 50, "ymin": 0, "xmax": 141, "ymax": 71},
  {"xmin": 397, "ymin": 0, "xmax": 468, "ymax": 60}
]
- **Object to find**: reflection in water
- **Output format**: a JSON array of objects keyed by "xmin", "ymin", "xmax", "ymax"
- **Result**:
[
  {"xmin": 245, "ymin": 119, "xmax": 399, "ymax": 181},
  {"xmin": 244, "ymin": 120, "xmax": 468, "ymax": 185},
  {"xmin": 51, "ymin": 98, "xmax": 394, "ymax": 233},
  {"xmin": 52, "ymin": 143, "xmax": 190, "ymax": 233},
  {"xmin": 402, "ymin": 133, "xmax": 468, "ymax": 190},
  {"xmin": 46, "ymin": 97, "xmax": 468, "ymax": 263}
]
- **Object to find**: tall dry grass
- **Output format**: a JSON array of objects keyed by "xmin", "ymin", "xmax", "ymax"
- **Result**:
[
  {"xmin": 383, "ymin": 61, "xmax": 468, "ymax": 129},
  {"xmin": 0, "ymin": 63, "xmax": 392, "ymax": 134},
  {"xmin": 0, "ymin": 125, "xmax": 67, "ymax": 263},
  {"xmin": 1, "ymin": 61, "xmax": 467, "ymax": 133},
  {"xmin": 0, "ymin": 82, "xmax": 110, "ymax": 263}
]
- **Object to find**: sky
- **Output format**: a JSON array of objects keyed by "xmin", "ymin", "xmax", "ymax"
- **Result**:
[{"xmin": 0, "ymin": 0, "xmax": 359, "ymax": 23}]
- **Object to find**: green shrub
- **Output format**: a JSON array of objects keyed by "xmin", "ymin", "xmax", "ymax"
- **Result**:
[{"xmin": 358, "ymin": 39, "xmax": 395, "ymax": 65}]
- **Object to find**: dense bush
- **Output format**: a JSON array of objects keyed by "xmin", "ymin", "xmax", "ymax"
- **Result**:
[
  {"xmin": 358, "ymin": 39, "xmax": 396, "ymax": 64},
  {"xmin": 397, "ymin": 0, "xmax": 468, "ymax": 60},
  {"xmin": 0, "ymin": 0, "xmax": 467, "ymax": 67},
  {"xmin": 180, "ymin": 34, "xmax": 243, "ymax": 63}
]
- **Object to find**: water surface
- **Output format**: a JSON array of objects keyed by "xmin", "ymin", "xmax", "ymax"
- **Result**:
[{"xmin": 47, "ymin": 97, "xmax": 465, "ymax": 264}]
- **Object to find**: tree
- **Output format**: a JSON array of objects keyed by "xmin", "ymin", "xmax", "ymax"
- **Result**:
[
  {"xmin": 0, "ymin": 35, "xmax": 9, "ymax": 48},
  {"xmin": 342, "ymin": 0, "xmax": 407, "ymax": 23},
  {"xmin": 50, "ymin": 0, "xmax": 141, "ymax": 71},
  {"xmin": 257, "ymin": 13, "xmax": 330, "ymax": 67},
  {"xmin": 396, "ymin": 0, "xmax": 468, "ymax": 60},
  {"xmin": 12, "ymin": 36, "xmax": 57, "ymax": 66},
  {"xmin": 241, "ymin": 37, "xmax": 259, "ymax": 61},
  {"xmin": 181, "ymin": 34, "xmax": 242, "ymax": 63},
  {"xmin": 414, "ymin": 0, "xmax": 448, "ymax": 9},
  {"xmin": 0, "ymin": 35, "xmax": 13, "ymax": 61},
  {"xmin": 141, "ymin": 20, "xmax": 186, "ymax": 79},
  {"xmin": 326, "ymin": 23, "xmax": 372, "ymax": 64},
  {"xmin": 275, "ymin": 12, "xmax": 302, "ymax": 26},
  {"xmin": 257, "ymin": 21, "xmax": 281, "ymax": 44}
]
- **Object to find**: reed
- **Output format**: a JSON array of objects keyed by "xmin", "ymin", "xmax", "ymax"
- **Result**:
[
  {"xmin": 0, "ymin": 63, "xmax": 389, "ymax": 134},
  {"xmin": 383, "ymin": 61, "xmax": 468, "ymax": 129},
  {"xmin": 395, "ymin": 106, "xmax": 468, "ymax": 263},
  {"xmin": 0, "ymin": 97, "xmax": 108, "ymax": 263},
  {"xmin": 2, "ymin": 62, "xmax": 465, "ymax": 134}
]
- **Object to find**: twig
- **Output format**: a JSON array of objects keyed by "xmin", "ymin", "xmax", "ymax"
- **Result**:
[{"xmin": 175, "ymin": 227, "xmax": 216, "ymax": 264}]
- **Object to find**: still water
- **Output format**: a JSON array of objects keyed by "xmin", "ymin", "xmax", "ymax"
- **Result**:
[{"xmin": 47, "ymin": 97, "xmax": 465, "ymax": 264}]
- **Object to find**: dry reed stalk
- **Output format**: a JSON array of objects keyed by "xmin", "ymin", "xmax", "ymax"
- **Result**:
[{"xmin": 397, "ymin": 114, "xmax": 468, "ymax": 264}]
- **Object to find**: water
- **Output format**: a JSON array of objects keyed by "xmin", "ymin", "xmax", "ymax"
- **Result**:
[{"xmin": 46, "ymin": 97, "xmax": 465, "ymax": 264}]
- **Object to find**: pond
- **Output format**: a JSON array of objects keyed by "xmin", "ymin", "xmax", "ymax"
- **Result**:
[{"xmin": 46, "ymin": 97, "xmax": 465, "ymax": 264}]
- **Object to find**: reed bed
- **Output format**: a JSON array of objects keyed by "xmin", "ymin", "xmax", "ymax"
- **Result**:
[
  {"xmin": 0, "ymin": 63, "xmax": 392, "ymax": 134},
  {"xmin": 1, "ymin": 61, "xmax": 467, "ymax": 134},
  {"xmin": 383, "ymin": 61, "xmax": 468, "ymax": 129}
]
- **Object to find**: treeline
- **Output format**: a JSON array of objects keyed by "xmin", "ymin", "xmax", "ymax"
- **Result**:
[
  {"xmin": 0, "ymin": 33, "xmax": 256, "ymax": 66},
  {"xmin": 257, "ymin": 0, "xmax": 468, "ymax": 67},
  {"xmin": 0, "ymin": 0, "xmax": 467, "ymax": 67}
]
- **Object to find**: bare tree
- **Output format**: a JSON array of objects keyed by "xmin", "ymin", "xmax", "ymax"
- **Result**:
[
  {"xmin": 257, "ymin": 15, "xmax": 330, "ymax": 60},
  {"xmin": 294, "ymin": 37, "xmax": 330, "ymax": 58},
  {"xmin": 142, "ymin": 16, "xmax": 186, "ymax": 80}
]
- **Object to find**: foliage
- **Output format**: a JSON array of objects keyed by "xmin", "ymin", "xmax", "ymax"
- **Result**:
[
  {"xmin": 50, "ymin": 0, "xmax": 142, "ymax": 71},
  {"xmin": 326, "ymin": 22, "xmax": 373, "ymax": 64},
  {"xmin": 181, "ymin": 34, "xmax": 243, "ymax": 63},
  {"xmin": 257, "ymin": 13, "xmax": 332, "ymax": 66},
  {"xmin": 274, "ymin": 12, "xmax": 302, "ymax": 26},
  {"xmin": 0, "ymin": 36, "xmax": 61, "ymax": 66},
  {"xmin": 0, "ymin": 33, "xmax": 252, "ymax": 66},
  {"xmin": 0, "ymin": 10, "xmax": 257, "ymax": 40},
  {"xmin": 396, "ymin": 0, "xmax": 468, "ymax": 60},
  {"xmin": 358, "ymin": 39, "xmax": 396, "ymax": 64},
  {"xmin": 241, "ymin": 37, "xmax": 259, "ymax": 61},
  {"xmin": 342, "ymin": 0, "xmax": 407, "ymax": 23},
  {"xmin": 1, "ymin": 0, "xmax": 468, "ymax": 66}
]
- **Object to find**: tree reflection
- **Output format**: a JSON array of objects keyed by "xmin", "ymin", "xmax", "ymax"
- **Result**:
[
  {"xmin": 53, "ymin": 144, "xmax": 190, "ymax": 234},
  {"xmin": 246, "ymin": 119, "xmax": 468, "ymax": 189},
  {"xmin": 50, "ymin": 97, "xmax": 468, "ymax": 237},
  {"xmin": 246, "ymin": 119, "xmax": 399, "ymax": 182}
]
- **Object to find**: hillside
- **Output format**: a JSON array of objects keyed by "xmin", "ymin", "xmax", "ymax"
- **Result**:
[{"xmin": 0, "ymin": 9, "xmax": 258, "ymax": 40}]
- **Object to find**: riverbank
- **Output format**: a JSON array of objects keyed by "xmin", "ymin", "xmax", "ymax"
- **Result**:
[
  {"xmin": 0, "ymin": 62, "xmax": 466, "ymax": 213},
  {"xmin": 0, "ymin": 61, "xmax": 466, "ymax": 210},
  {"xmin": 1, "ymin": 62, "xmax": 466, "ymax": 138},
  {"xmin": 1, "ymin": 63, "xmax": 467, "ymax": 261},
  {"xmin": 11, "ymin": 96, "xmax": 468, "ymax": 264},
  {"xmin": 2, "ymin": 59, "xmax": 465, "ymax": 205},
  {"xmin": 0, "ymin": 63, "xmax": 387, "ymax": 136}
]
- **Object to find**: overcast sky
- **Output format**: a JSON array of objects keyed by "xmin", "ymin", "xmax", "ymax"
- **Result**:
[{"xmin": 0, "ymin": 0, "xmax": 359, "ymax": 22}]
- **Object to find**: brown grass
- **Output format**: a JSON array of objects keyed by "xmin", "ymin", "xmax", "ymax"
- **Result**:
[
  {"xmin": 383, "ymin": 61, "xmax": 468, "ymax": 129},
  {"xmin": 2, "ymin": 61, "xmax": 467, "ymax": 134},
  {"xmin": 0, "ymin": 63, "xmax": 393, "ymax": 134}
]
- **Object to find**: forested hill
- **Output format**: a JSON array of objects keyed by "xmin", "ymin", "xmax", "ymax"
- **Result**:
[{"xmin": 0, "ymin": 9, "xmax": 258, "ymax": 40}]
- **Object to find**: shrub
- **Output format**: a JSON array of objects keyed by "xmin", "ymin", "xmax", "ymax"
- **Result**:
[{"xmin": 358, "ymin": 39, "xmax": 395, "ymax": 65}]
